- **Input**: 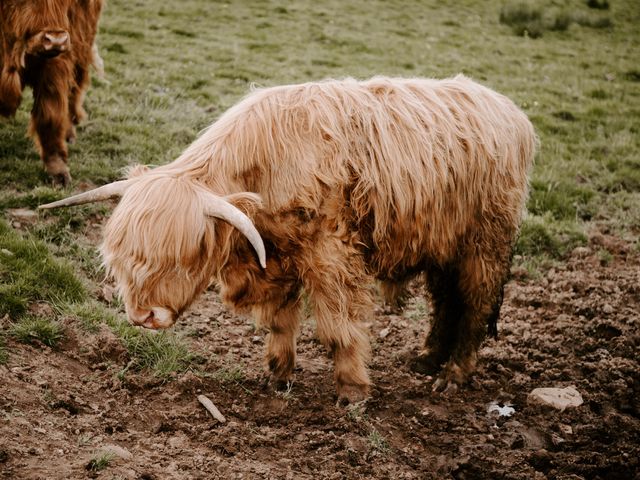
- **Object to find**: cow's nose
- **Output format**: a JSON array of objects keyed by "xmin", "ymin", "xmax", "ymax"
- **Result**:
[
  {"xmin": 43, "ymin": 31, "xmax": 69, "ymax": 51},
  {"xmin": 127, "ymin": 307, "xmax": 153, "ymax": 327},
  {"xmin": 127, "ymin": 306, "xmax": 176, "ymax": 329}
]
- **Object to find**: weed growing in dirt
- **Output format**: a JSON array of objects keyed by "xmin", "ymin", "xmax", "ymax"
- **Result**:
[
  {"xmin": 598, "ymin": 249, "xmax": 613, "ymax": 265},
  {"xmin": 214, "ymin": 365, "xmax": 246, "ymax": 384},
  {"xmin": 9, "ymin": 316, "xmax": 64, "ymax": 348},
  {"xmin": 367, "ymin": 428, "xmax": 390, "ymax": 455},
  {"xmin": 85, "ymin": 452, "xmax": 115, "ymax": 472},
  {"xmin": 0, "ymin": 220, "xmax": 85, "ymax": 319}
]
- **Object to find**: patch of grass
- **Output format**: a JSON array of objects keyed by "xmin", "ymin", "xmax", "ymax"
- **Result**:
[
  {"xmin": 63, "ymin": 300, "xmax": 198, "ymax": 378},
  {"xmin": 528, "ymin": 179, "xmax": 596, "ymax": 221},
  {"xmin": 499, "ymin": 2, "xmax": 544, "ymax": 38},
  {"xmin": 0, "ymin": 220, "xmax": 86, "ymax": 318},
  {"xmin": 9, "ymin": 316, "xmax": 64, "ymax": 347},
  {"xmin": 86, "ymin": 452, "xmax": 115, "ymax": 472},
  {"xmin": 0, "ymin": 335, "xmax": 7, "ymax": 364},
  {"xmin": 499, "ymin": 1, "xmax": 613, "ymax": 37},
  {"xmin": 516, "ymin": 215, "xmax": 587, "ymax": 258},
  {"xmin": 597, "ymin": 248, "xmax": 613, "ymax": 265},
  {"xmin": 109, "ymin": 319, "xmax": 196, "ymax": 378},
  {"xmin": 63, "ymin": 301, "xmax": 119, "ymax": 333},
  {"xmin": 214, "ymin": 365, "xmax": 245, "ymax": 384}
]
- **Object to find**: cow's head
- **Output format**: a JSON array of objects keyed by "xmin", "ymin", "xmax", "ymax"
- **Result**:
[
  {"xmin": 0, "ymin": 1, "xmax": 73, "ymax": 115},
  {"xmin": 39, "ymin": 171, "xmax": 266, "ymax": 329}
]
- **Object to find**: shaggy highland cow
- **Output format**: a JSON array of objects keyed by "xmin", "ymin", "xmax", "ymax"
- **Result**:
[
  {"xmin": 0, "ymin": 0, "xmax": 104, "ymax": 185},
  {"xmin": 41, "ymin": 76, "xmax": 536, "ymax": 403}
]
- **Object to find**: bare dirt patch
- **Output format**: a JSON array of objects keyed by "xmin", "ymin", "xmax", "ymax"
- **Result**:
[{"xmin": 1, "ymin": 240, "xmax": 638, "ymax": 479}]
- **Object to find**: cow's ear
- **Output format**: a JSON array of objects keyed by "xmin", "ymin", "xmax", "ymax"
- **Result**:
[
  {"xmin": 202, "ymin": 191, "xmax": 266, "ymax": 269},
  {"xmin": 224, "ymin": 192, "xmax": 263, "ymax": 216}
]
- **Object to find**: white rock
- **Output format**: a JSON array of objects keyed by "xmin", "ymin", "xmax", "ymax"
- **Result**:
[
  {"xmin": 602, "ymin": 304, "xmax": 614, "ymax": 314},
  {"xmin": 379, "ymin": 327, "xmax": 391, "ymax": 339},
  {"xmin": 528, "ymin": 386, "xmax": 583, "ymax": 411}
]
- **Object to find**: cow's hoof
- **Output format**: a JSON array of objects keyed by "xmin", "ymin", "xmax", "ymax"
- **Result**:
[
  {"xmin": 45, "ymin": 156, "xmax": 71, "ymax": 187},
  {"xmin": 409, "ymin": 351, "xmax": 445, "ymax": 376},
  {"xmin": 336, "ymin": 383, "xmax": 369, "ymax": 406},
  {"xmin": 432, "ymin": 361, "xmax": 466, "ymax": 394},
  {"xmin": 273, "ymin": 378, "xmax": 294, "ymax": 393},
  {"xmin": 51, "ymin": 171, "xmax": 72, "ymax": 187},
  {"xmin": 432, "ymin": 377, "xmax": 459, "ymax": 394}
]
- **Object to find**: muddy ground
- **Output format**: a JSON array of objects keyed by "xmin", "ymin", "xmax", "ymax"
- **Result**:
[{"xmin": 1, "ymin": 233, "xmax": 639, "ymax": 480}]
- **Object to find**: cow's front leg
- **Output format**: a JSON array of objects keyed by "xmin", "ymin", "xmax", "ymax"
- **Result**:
[
  {"xmin": 302, "ymin": 237, "xmax": 373, "ymax": 404},
  {"xmin": 253, "ymin": 299, "xmax": 301, "ymax": 389},
  {"xmin": 30, "ymin": 58, "xmax": 73, "ymax": 186}
]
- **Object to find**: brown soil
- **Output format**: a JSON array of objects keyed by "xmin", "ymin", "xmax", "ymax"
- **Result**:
[{"xmin": 1, "ymin": 235, "xmax": 639, "ymax": 479}]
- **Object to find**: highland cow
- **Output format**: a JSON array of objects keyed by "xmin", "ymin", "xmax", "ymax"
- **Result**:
[
  {"xmin": 41, "ymin": 76, "xmax": 536, "ymax": 403},
  {"xmin": 0, "ymin": 0, "xmax": 104, "ymax": 185}
]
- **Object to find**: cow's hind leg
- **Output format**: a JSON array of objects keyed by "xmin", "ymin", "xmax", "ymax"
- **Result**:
[
  {"xmin": 433, "ymin": 247, "xmax": 511, "ymax": 392},
  {"xmin": 410, "ymin": 264, "xmax": 462, "ymax": 376}
]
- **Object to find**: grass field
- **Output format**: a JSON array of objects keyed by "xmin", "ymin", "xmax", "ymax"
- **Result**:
[{"xmin": 1, "ymin": 0, "xmax": 638, "ymax": 386}]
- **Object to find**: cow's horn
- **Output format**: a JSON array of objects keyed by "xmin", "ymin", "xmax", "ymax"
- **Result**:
[
  {"xmin": 38, "ymin": 179, "xmax": 133, "ymax": 209},
  {"xmin": 203, "ymin": 193, "xmax": 267, "ymax": 269}
]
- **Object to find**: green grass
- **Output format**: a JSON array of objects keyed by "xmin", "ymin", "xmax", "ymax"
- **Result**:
[
  {"xmin": 368, "ymin": 428, "xmax": 390, "ymax": 455},
  {"xmin": 0, "ymin": 335, "xmax": 7, "ymax": 364},
  {"xmin": 65, "ymin": 300, "xmax": 196, "ymax": 378},
  {"xmin": 214, "ymin": 365, "xmax": 246, "ymax": 384},
  {"xmin": 0, "ymin": 220, "xmax": 86, "ymax": 318},
  {"xmin": 0, "ymin": 0, "xmax": 638, "ymax": 374},
  {"xmin": 86, "ymin": 452, "xmax": 115, "ymax": 472},
  {"xmin": 114, "ymin": 325, "xmax": 196, "ymax": 379},
  {"xmin": 9, "ymin": 316, "xmax": 64, "ymax": 347}
]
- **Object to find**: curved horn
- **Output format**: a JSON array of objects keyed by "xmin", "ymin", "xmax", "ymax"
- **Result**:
[
  {"xmin": 38, "ymin": 180, "xmax": 133, "ymax": 209},
  {"xmin": 203, "ymin": 193, "xmax": 267, "ymax": 269}
]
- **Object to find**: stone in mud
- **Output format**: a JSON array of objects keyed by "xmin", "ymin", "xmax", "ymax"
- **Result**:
[{"xmin": 528, "ymin": 386, "xmax": 583, "ymax": 411}]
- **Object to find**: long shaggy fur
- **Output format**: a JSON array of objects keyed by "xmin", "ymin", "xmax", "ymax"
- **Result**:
[
  {"xmin": 101, "ymin": 75, "xmax": 536, "ymax": 401},
  {"xmin": 0, "ymin": 0, "xmax": 104, "ymax": 185}
]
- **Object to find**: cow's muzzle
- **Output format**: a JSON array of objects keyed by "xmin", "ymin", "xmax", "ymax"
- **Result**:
[{"xmin": 26, "ymin": 30, "xmax": 70, "ymax": 58}]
